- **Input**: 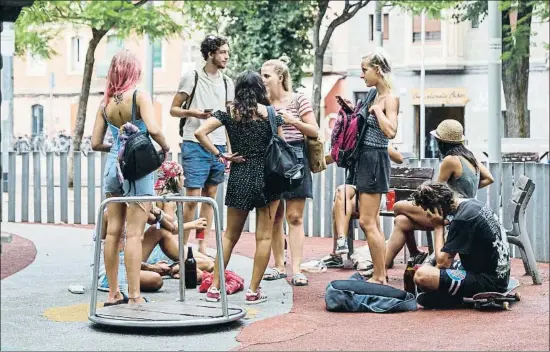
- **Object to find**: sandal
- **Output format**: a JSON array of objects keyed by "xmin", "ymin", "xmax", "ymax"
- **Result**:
[
  {"xmin": 263, "ymin": 268, "xmax": 287, "ymax": 281},
  {"xmin": 291, "ymin": 272, "xmax": 308, "ymax": 286},
  {"xmin": 128, "ymin": 296, "xmax": 149, "ymax": 304},
  {"xmin": 103, "ymin": 292, "xmax": 129, "ymax": 307}
]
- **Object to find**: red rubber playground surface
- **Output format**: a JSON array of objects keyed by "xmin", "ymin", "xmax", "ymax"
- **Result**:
[{"xmin": 2, "ymin": 227, "xmax": 549, "ymax": 351}]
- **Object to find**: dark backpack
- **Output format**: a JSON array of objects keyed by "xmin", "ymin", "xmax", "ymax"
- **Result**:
[
  {"xmin": 120, "ymin": 91, "xmax": 164, "ymax": 181},
  {"xmin": 264, "ymin": 106, "xmax": 303, "ymax": 194},
  {"xmin": 178, "ymin": 70, "xmax": 228, "ymax": 137},
  {"xmin": 325, "ymin": 272, "xmax": 418, "ymax": 313}
]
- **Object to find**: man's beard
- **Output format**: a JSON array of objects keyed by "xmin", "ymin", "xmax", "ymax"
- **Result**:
[{"xmin": 213, "ymin": 58, "xmax": 226, "ymax": 69}]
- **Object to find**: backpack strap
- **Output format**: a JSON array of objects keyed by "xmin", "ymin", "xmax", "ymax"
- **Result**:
[
  {"xmin": 131, "ymin": 90, "xmax": 138, "ymax": 124},
  {"xmin": 223, "ymin": 75, "xmax": 228, "ymax": 104},
  {"xmin": 266, "ymin": 106, "xmax": 278, "ymax": 136},
  {"xmin": 182, "ymin": 70, "xmax": 199, "ymax": 109}
]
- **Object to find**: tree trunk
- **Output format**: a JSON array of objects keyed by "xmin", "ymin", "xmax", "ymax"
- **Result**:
[
  {"xmin": 312, "ymin": 52, "xmax": 325, "ymax": 124},
  {"xmin": 501, "ymin": 5, "xmax": 532, "ymax": 138},
  {"xmin": 68, "ymin": 29, "xmax": 106, "ymax": 187}
]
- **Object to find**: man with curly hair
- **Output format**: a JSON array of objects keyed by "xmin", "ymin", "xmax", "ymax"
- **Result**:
[
  {"xmin": 170, "ymin": 35, "xmax": 235, "ymax": 256},
  {"xmin": 411, "ymin": 182, "xmax": 511, "ymax": 308}
]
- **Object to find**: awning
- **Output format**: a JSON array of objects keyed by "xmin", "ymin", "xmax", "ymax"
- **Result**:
[{"xmin": 297, "ymin": 74, "xmax": 345, "ymax": 107}]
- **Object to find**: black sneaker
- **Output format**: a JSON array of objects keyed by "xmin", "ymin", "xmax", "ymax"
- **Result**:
[
  {"xmin": 417, "ymin": 292, "xmax": 463, "ymax": 309},
  {"xmin": 411, "ymin": 251, "xmax": 429, "ymax": 265},
  {"xmin": 321, "ymin": 254, "xmax": 344, "ymax": 268}
]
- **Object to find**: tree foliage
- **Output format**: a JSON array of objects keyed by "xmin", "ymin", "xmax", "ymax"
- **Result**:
[
  {"xmin": 184, "ymin": 0, "xmax": 316, "ymax": 86},
  {"xmin": 14, "ymin": 0, "xmax": 185, "ymax": 185}
]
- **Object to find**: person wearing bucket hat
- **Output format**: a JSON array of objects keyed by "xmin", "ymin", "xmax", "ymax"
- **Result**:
[{"xmin": 385, "ymin": 119, "xmax": 494, "ymax": 270}]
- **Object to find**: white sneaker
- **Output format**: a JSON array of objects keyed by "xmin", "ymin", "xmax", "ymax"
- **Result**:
[{"xmin": 335, "ymin": 237, "xmax": 349, "ymax": 255}]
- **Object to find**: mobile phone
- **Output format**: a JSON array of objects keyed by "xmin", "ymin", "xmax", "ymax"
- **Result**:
[
  {"xmin": 336, "ymin": 95, "xmax": 353, "ymax": 113},
  {"xmin": 204, "ymin": 109, "xmax": 213, "ymax": 113}
]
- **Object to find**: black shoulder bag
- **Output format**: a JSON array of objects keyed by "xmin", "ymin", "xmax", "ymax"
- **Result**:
[
  {"xmin": 121, "ymin": 90, "xmax": 165, "ymax": 182},
  {"xmin": 264, "ymin": 106, "xmax": 303, "ymax": 195}
]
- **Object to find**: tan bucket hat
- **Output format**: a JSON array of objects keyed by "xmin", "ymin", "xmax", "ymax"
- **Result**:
[{"xmin": 430, "ymin": 119, "xmax": 465, "ymax": 144}]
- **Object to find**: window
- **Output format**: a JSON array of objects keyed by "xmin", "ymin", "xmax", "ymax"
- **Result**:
[
  {"xmin": 412, "ymin": 16, "xmax": 441, "ymax": 42},
  {"xmin": 369, "ymin": 15, "xmax": 374, "ymax": 41},
  {"xmin": 153, "ymin": 40, "xmax": 162, "ymax": 69},
  {"xmin": 31, "ymin": 104, "xmax": 44, "ymax": 137},
  {"xmin": 181, "ymin": 42, "xmax": 198, "ymax": 73},
  {"xmin": 471, "ymin": 14, "xmax": 479, "ymax": 28},
  {"xmin": 26, "ymin": 53, "xmax": 47, "ymax": 76},
  {"xmin": 106, "ymin": 35, "xmax": 124, "ymax": 60},
  {"xmin": 70, "ymin": 36, "xmax": 86, "ymax": 72},
  {"xmin": 383, "ymin": 14, "xmax": 389, "ymax": 40}
]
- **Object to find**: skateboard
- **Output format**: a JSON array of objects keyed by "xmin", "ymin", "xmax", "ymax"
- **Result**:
[{"xmin": 463, "ymin": 278, "xmax": 521, "ymax": 310}]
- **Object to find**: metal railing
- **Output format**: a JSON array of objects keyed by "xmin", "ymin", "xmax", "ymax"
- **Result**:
[{"xmin": 1, "ymin": 151, "xmax": 548, "ymax": 262}]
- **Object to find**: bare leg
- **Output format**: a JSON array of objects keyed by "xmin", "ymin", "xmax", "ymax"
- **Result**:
[
  {"xmin": 211, "ymin": 207, "xmax": 248, "ymax": 289},
  {"xmin": 385, "ymin": 215, "xmax": 423, "ymax": 268},
  {"xmin": 270, "ymin": 202, "xmax": 286, "ymax": 274},
  {"xmin": 183, "ymin": 188, "xmax": 201, "ymax": 245},
  {"xmin": 104, "ymin": 200, "xmax": 126, "ymax": 304},
  {"xmin": 250, "ymin": 201, "xmax": 279, "ymax": 292},
  {"xmin": 140, "ymin": 271, "xmax": 163, "ymax": 292},
  {"xmin": 358, "ymin": 192, "xmax": 387, "ymax": 284},
  {"xmin": 125, "ymin": 202, "xmax": 151, "ymax": 304},
  {"xmin": 286, "ymin": 198, "xmax": 307, "ymax": 277},
  {"xmin": 199, "ymin": 184, "xmax": 219, "ymax": 255},
  {"xmin": 414, "ymin": 265, "xmax": 441, "ymax": 291},
  {"xmin": 333, "ymin": 185, "xmax": 357, "ymax": 240}
]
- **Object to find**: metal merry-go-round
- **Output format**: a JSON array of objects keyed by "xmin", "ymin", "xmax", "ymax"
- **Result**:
[{"xmin": 88, "ymin": 195, "xmax": 246, "ymax": 328}]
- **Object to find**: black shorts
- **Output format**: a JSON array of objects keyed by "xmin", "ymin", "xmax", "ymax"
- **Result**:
[
  {"xmin": 438, "ymin": 268, "xmax": 486, "ymax": 299},
  {"xmin": 282, "ymin": 140, "xmax": 313, "ymax": 200},
  {"xmin": 355, "ymin": 147, "xmax": 390, "ymax": 194}
]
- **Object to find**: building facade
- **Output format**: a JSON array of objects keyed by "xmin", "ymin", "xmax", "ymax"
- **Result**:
[
  {"xmin": 8, "ymin": 24, "xmax": 205, "ymax": 152},
  {"xmin": 339, "ymin": 3, "xmax": 549, "ymax": 158}
]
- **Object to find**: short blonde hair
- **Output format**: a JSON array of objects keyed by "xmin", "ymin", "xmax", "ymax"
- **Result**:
[
  {"xmin": 362, "ymin": 48, "xmax": 393, "ymax": 90},
  {"xmin": 262, "ymin": 55, "xmax": 293, "ymax": 92}
]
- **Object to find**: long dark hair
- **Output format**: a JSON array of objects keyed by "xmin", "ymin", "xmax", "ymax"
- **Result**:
[
  {"xmin": 437, "ymin": 141, "xmax": 479, "ymax": 172},
  {"xmin": 232, "ymin": 70, "xmax": 270, "ymax": 122}
]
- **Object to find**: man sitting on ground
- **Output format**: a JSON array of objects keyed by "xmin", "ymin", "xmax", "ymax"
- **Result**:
[{"xmin": 410, "ymin": 182, "xmax": 511, "ymax": 308}]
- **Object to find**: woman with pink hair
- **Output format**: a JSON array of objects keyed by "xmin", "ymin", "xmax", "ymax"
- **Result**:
[{"xmin": 91, "ymin": 50, "xmax": 170, "ymax": 306}]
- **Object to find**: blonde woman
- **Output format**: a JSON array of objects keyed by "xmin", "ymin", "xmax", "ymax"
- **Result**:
[
  {"xmin": 260, "ymin": 56, "xmax": 319, "ymax": 286},
  {"xmin": 345, "ymin": 49, "xmax": 399, "ymax": 285}
]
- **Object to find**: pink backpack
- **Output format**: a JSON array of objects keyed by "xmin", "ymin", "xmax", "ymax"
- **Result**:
[{"xmin": 330, "ymin": 90, "xmax": 377, "ymax": 168}]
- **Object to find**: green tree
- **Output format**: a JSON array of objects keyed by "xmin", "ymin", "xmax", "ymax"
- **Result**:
[
  {"xmin": 15, "ymin": 0, "xmax": 184, "ymax": 185},
  {"xmin": 452, "ymin": 0, "xmax": 549, "ymax": 138},
  {"xmin": 184, "ymin": 0, "xmax": 316, "ymax": 87},
  {"xmin": 389, "ymin": 0, "xmax": 549, "ymax": 138}
]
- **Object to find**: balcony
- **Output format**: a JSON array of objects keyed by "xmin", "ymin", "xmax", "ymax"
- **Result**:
[{"xmin": 402, "ymin": 13, "xmax": 467, "ymax": 72}]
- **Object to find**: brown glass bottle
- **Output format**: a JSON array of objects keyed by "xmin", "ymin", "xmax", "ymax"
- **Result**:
[
  {"xmin": 184, "ymin": 246, "xmax": 197, "ymax": 289},
  {"xmin": 403, "ymin": 258, "xmax": 417, "ymax": 296}
]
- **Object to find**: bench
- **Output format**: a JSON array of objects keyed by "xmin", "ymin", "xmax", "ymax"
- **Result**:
[
  {"xmin": 506, "ymin": 175, "xmax": 542, "ymax": 285},
  {"xmin": 346, "ymin": 166, "xmax": 436, "ymax": 260}
]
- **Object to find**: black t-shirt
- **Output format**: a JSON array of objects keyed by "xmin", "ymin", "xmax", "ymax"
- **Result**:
[{"xmin": 443, "ymin": 199, "xmax": 511, "ymax": 292}]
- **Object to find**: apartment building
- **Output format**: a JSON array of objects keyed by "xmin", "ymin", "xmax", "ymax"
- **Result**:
[
  {"xmin": 9, "ymin": 25, "xmax": 203, "ymax": 151},
  {"xmin": 336, "ymin": 2, "xmax": 549, "ymax": 157}
]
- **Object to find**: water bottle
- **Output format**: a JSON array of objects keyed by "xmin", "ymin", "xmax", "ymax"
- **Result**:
[{"xmin": 184, "ymin": 247, "xmax": 197, "ymax": 289}]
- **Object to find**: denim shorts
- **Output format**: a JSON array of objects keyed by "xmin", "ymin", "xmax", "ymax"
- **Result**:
[
  {"xmin": 355, "ymin": 147, "xmax": 390, "ymax": 194},
  {"xmin": 181, "ymin": 141, "xmax": 226, "ymax": 189},
  {"xmin": 103, "ymin": 154, "xmax": 155, "ymax": 196}
]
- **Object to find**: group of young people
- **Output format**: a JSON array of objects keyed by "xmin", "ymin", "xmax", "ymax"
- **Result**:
[{"xmin": 91, "ymin": 34, "xmax": 512, "ymax": 308}]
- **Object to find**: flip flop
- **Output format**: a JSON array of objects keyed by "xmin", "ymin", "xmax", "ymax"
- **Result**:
[
  {"xmin": 103, "ymin": 292, "xmax": 129, "ymax": 307},
  {"xmin": 263, "ymin": 268, "xmax": 287, "ymax": 281},
  {"xmin": 291, "ymin": 272, "xmax": 308, "ymax": 286}
]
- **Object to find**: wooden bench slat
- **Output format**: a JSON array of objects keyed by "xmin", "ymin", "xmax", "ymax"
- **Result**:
[
  {"xmin": 390, "ymin": 167, "xmax": 434, "ymax": 179},
  {"xmin": 390, "ymin": 177, "xmax": 430, "ymax": 189}
]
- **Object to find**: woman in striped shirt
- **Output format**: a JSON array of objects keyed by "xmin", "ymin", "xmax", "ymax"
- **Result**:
[{"xmin": 261, "ymin": 56, "xmax": 320, "ymax": 286}]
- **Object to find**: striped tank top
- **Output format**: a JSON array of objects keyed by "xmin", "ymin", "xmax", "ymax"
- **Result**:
[{"xmin": 274, "ymin": 93, "xmax": 314, "ymax": 143}]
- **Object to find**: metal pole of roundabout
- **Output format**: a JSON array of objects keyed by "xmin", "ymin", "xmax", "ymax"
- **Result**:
[{"xmin": 89, "ymin": 196, "xmax": 243, "ymax": 328}]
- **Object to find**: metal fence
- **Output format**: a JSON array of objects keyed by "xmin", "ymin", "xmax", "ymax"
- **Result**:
[{"xmin": 1, "ymin": 151, "xmax": 549, "ymax": 262}]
